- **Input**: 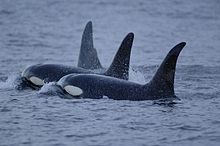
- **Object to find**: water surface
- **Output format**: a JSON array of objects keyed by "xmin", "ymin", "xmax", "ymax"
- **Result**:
[{"xmin": 0, "ymin": 0, "xmax": 220, "ymax": 146}]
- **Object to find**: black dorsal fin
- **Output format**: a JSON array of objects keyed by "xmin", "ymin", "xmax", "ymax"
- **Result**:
[
  {"xmin": 147, "ymin": 42, "xmax": 186, "ymax": 96},
  {"xmin": 104, "ymin": 33, "xmax": 134, "ymax": 80},
  {"xmin": 77, "ymin": 21, "xmax": 103, "ymax": 70}
]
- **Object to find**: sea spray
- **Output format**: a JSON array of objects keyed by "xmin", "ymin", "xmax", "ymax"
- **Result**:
[
  {"xmin": 129, "ymin": 67, "xmax": 146, "ymax": 84},
  {"xmin": 0, "ymin": 74, "xmax": 19, "ymax": 90}
]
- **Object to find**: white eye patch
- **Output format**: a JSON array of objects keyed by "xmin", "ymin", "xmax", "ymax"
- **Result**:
[
  {"xmin": 29, "ymin": 76, "xmax": 44, "ymax": 86},
  {"xmin": 64, "ymin": 85, "xmax": 83, "ymax": 96}
]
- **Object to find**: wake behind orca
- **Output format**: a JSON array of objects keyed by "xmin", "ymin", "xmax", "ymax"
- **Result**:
[
  {"xmin": 57, "ymin": 42, "xmax": 186, "ymax": 100},
  {"xmin": 20, "ymin": 21, "xmax": 134, "ymax": 89}
]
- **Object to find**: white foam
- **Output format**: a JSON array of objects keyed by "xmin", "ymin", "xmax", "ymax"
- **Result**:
[
  {"xmin": 38, "ymin": 82, "xmax": 57, "ymax": 95},
  {"xmin": 0, "ymin": 74, "xmax": 18, "ymax": 89},
  {"xmin": 129, "ymin": 67, "xmax": 146, "ymax": 84}
]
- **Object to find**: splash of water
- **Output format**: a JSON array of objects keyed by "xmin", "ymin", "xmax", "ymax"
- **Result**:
[
  {"xmin": 0, "ymin": 74, "xmax": 19, "ymax": 89},
  {"xmin": 129, "ymin": 67, "xmax": 146, "ymax": 84},
  {"xmin": 38, "ymin": 82, "xmax": 58, "ymax": 95}
]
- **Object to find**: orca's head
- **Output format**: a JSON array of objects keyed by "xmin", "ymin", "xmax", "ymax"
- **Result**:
[
  {"xmin": 57, "ymin": 74, "xmax": 104, "ymax": 99},
  {"xmin": 21, "ymin": 64, "xmax": 73, "ymax": 89},
  {"xmin": 21, "ymin": 64, "xmax": 45, "ymax": 89},
  {"xmin": 56, "ymin": 74, "xmax": 85, "ymax": 98}
]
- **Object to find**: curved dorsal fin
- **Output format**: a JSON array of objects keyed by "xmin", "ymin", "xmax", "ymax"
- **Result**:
[
  {"xmin": 104, "ymin": 33, "xmax": 134, "ymax": 80},
  {"xmin": 147, "ymin": 42, "xmax": 186, "ymax": 96},
  {"xmin": 77, "ymin": 21, "xmax": 103, "ymax": 70}
]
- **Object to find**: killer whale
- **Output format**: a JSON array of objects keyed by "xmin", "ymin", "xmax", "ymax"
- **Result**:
[
  {"xmin": 57, "ymin": 42, "xmax": 186, "ymax": 100},
  {"xmin": 21, "ymin": 29, "xmax": 134, "ymax": 89}
]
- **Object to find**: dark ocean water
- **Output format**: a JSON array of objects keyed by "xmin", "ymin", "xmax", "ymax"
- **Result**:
[{"xmin": 0, "ymin": 0, "xmax": 220, "ymax": 146}]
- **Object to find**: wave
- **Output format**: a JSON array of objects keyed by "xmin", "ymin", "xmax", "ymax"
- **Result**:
[{"xmin": 0, "ymin": 74, "xmax": 19, "ymax": 90}]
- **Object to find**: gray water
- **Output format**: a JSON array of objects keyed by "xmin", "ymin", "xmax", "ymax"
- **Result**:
[{"xmin": 0, "ymin": 0, "xmax": 220, "ymax": 146}]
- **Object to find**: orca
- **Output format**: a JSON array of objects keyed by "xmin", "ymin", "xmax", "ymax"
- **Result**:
[
  {"xmin": 21, "ymin": 24, "xmax": 134, "ymax": 89},
  {"xmin": 57, "ymin": 42, "xmax": 186, "ymax": 100}
]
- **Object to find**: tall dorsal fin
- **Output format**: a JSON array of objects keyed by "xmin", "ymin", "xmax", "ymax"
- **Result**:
[
  {"xmin": 77, "ymin": 21, "xmax": 103, "ymax": 70},
  {"xmin": 147, "ymin": 42, "xmax": 186, "ymax": 96},
  {"xmin": 104, "ymin": 33, "xmax": 134, "ymax": 80}
]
